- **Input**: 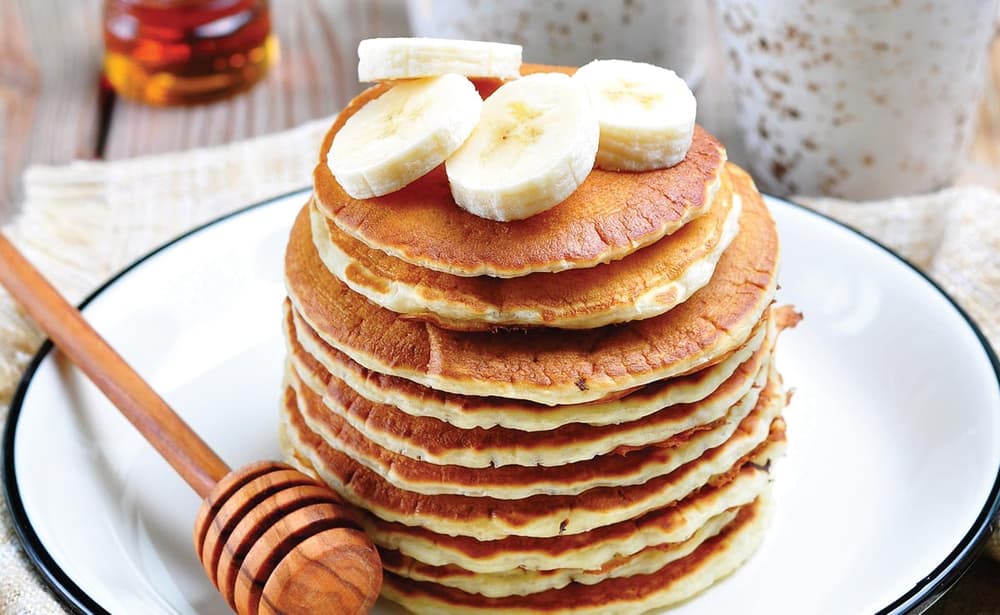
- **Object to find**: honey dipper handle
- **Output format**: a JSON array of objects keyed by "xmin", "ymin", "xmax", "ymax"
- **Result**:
[{"xmin": 0, "ymin": 234, "xmax": 229, "ymax": 497}]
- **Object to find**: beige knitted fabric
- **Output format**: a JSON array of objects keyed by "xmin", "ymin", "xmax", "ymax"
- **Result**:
[{"xmin": 0, "ymin": 122, "xmax": 998, "ymax": 612}]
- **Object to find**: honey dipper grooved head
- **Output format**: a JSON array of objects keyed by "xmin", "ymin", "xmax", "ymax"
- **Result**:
[{"xmin": 194, "ymin": 461, "xmax": 382, "ymax": 615}]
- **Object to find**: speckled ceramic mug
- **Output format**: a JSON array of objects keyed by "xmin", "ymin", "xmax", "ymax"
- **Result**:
[
  {"xmin": 406, "ymin": 0, "xmax": 711, "ymax": 89},
  {"xmin": 717, "ymin": 0, "xmax": 997, "ymax": 199}
]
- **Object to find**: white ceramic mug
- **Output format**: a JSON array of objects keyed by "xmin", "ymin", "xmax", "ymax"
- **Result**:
[
  {"xmin": 406, "ymin": 0, "xmax": 711, "ymax": 90},
  {"xmin": 716, "ymin": 0, "xmax": 998, "ymax": 198}
]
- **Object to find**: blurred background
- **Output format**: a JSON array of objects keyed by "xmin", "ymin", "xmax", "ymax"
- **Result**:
[{"xmin": 2, "ymin": 0, "xmax": 999, "ymax": 223}]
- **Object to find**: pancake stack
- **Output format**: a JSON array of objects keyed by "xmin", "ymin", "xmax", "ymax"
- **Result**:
[{"xmin": 280, "ymin": 65, "xmax": 796, "ymax": 614}]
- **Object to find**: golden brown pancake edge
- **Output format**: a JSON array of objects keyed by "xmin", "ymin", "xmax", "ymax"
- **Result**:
[{"xmin": 313, "ymin": 64, "xmax": 728, "ymax": 278}]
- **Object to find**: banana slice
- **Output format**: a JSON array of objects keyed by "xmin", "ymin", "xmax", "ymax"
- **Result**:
[
  {"xmin": 445, "ymin": 73, "xmax": 599, "ymax": 221},
  {"xmin": 358, "ymin": 37, "xmax": 522, "ymax": 82},
  {"xmin": 573, "ymin": 59, "xmax": 697, "ymax": 171},
  {"xmin": 327, "ymin": 74, "xmax": 482, "ymax": 199}
]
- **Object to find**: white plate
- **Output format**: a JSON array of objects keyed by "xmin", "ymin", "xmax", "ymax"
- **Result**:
[{"xmin": 4, "ymin": 191, "xmax": 1000, "ymax": 615}]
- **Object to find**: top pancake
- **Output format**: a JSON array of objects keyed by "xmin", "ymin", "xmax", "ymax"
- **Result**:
[
  {"xmin": 313, "ymin": 64, "xmax": 727, "ymax": 278},
  {"xmin": 309, "ymin": 167, "xmax": 740, "ymax": 330}
]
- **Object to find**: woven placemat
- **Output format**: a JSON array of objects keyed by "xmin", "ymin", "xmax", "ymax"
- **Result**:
[{"xmin": 1, "ymin": 121, "xmax": 998, "ymax": 612}]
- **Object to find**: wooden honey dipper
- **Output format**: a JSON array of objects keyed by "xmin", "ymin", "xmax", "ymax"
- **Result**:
[{"xmin": 0, "ymin": 234, "xmax": 383, "ymax": 614}]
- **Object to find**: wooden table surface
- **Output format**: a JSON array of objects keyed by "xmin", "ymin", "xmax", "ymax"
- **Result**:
[{"xmin": 2, "ymin": 1, "xmax": 999, "ymax": 613}]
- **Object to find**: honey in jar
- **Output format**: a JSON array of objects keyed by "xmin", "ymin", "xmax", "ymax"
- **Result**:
[{"xmin": 103, "ymin": 0, "xmax": 277, "ymax": 105}]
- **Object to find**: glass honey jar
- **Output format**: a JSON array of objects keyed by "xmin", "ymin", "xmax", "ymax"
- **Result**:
[{"xmin": 103, "ymin": 0, "xmax": 277, "ymax": 105}]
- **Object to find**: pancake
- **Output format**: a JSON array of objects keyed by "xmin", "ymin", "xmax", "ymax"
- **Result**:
[
  {"xmin": 285, "ymin": 362, "xmax": 766, "ymax": 497},
  {"xmin": 278, "ymin": 369, "xmax": 785, "ymax": 539},
  {"xmin": 379, "ymin": 506, "xmax": 741, "ymax": 597},
  {"xmin": 313, "ymin": 65, "xmax": 727, "ymax": 279},
  {"xmin": 285, "ymin": 300, "xmax": 775, "ymax": 431},
  {"xmin": 379, "ymin": 493, "xmax": 772, "ymax": 615},
  {"xmin": 285, "ymin": 164, "xmax": 779, "ymax": 405},
  {"xmin": 282, "ymin": 441, "xmax": 779, "ymax": 573},
  {"xmin": 285, "ymin": 318, "xmax": 773, "ymax": 469},
  {"xmin": 309, "ymin": 169, "xmax": 739, "ymax": 330}
]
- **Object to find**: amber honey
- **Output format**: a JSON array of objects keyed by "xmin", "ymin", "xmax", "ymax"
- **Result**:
[{"xmin": 103, "ymin": 0, "xmax": 277, "ymax": 105}]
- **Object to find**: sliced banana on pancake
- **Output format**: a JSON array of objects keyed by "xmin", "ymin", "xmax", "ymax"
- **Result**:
[
  {"xmin": 574, "ymin": 59, "xmax": 696, "ymax": 171},
  {"xmin": 446, "ymin": 73, "xmax": 599, "ymax": 221},
  {"xmin": 358, "ymin": 37, "xmax": 522, "ymax": 82},
  {"xmin": 327, "ymin": 74, "xmax": 482, "ymax": 199}
]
